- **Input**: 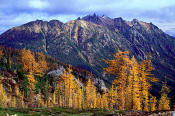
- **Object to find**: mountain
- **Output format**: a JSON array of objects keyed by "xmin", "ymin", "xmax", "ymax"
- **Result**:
[{"xmin": 0, "ymin": 14, "xmax": 175, "ymax": 93}]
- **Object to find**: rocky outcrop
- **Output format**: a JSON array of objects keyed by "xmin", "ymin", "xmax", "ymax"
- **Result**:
[
  {"xmin": 149, "ymin": 111, "xmax": 175, "ymax": 116},
  {"xmin": 47, "ymin": 66, "xmax": 107, "ymax": 92}
]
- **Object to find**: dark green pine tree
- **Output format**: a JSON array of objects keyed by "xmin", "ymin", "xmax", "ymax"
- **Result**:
[{"xmin": 23, "ymin": 76, "xmax": 29, "ymax": 97}]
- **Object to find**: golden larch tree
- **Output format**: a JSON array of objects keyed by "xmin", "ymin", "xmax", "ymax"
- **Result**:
[
  {"xmin": 86, "ymin": 78, "xmax": 97, "ymax": 109},
  {"xmin": 21, "ymin": 49, "xmax": 37, "ymax": 89},
  {"xmin": 138, "ymin": 55, "xmax": 158, "ymax": 111},
  {"xmin": 101, "ymin": 88, "xmax": 109, "ymax": 109},
  {"xmin": 158, "ymin": 81, "xmax": 170, "ymax": 111},
  {"xmin": 0, "ymin": 46, "xmax": 3, "ymax": 59},
  {"xmin": 0, "ymin": 81, "xmax": 7, "ymax": 107},
  {"xmin": 108, "ymin": 85, "xmax": 117, "ymax": 109},
  {"xmin": 57, "ymin": 66, "xmax": 76, "ymax": 108},
  {"xmin": 127, "ymin": 56, "xmax": 141, "ymax": 110},
  {"xmin": 36, "ymin": 52, "xmax": 48, "ymax": 77},
  {"xmin": 21, "ymin": 49, "xmax": 36, "ymax": 73},
  {"xmin": 104, "ymin": 49, "xmax": 130, "ymax": 110},
  {"xmin": 149, "ymin": 95, "xmax": 157, "ymax": 112},
  {"xmin": 96, "ymin": 92, "xmax": 102, "ymax": 108},
  {"xmin": 74, "ymin": 78, "xmax": 84, "ymax": 109}
]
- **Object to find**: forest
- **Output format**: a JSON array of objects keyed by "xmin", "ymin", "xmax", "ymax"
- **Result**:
[{"xmin": 0, "ymin": 46, "xmax": 171, "ymax": 115}]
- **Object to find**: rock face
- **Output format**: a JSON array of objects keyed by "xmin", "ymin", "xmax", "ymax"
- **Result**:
[
  {"xmin": 47, "ymin": 66, "xmax": 107, "ymax": 92},
  {"xmin": 0, "ymin": 14, "xmax": 175, "ymax": 93}
]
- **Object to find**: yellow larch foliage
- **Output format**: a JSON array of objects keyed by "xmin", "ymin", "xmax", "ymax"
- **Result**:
[
  {"xmin": 0, "ymin": 82, "xmax": 7, "ymax": 107},
  {"xmin": 15, "ymin": 85, "xmax": 20, "ymax": 96},
  {"xmin": 15, "ymin": 85, "xmax": 25, "ymax": 108},
  {"xmin": 149, "ymin": 95, "xmax": 157, "ymax": 112},
  {"xmin": 52, "ymin": 91, "xmax": 56, "ymax": 106},
  {"xmin": 36, "ymin": 52, "xmax": 48, "ymax": 77},
  {"xmin": 138, "ymin": 55, "xmax": 158, "ymax": 111},
  {"xmin": 57, "ymin": 72, "xmax": 64, "ymax": 107},
  {"xmin": 21, "ymin": 49, "xmax": 37, "ymax": 89},
  {"xmin": 158, "ymin": 82, "xmax": 170, "ymax": 111},
  {"xmin": 77, "ymin": 84, "xmax": 84, "ymax": 109},
  {"xmin": 104, "ymin": 49, "xmax": 130, "ymax": 110},
  {"xmin": 74, "ymin": 79, "xmax": 84, "ymax": 109},
  {"xmin": 101, "ymin": 89, "xmax": 109, "ymax": 109},
  {"xmin": 12, "ymin": 97, "xmax": 16, "ymax": 108},
  {"xmin": 108, "ymin": 85, "xmax": 117, "ymax": 109},
  {"xmin": 0, "ymin": 46, "xmax": 3, "ymax": 59},
  {"xmin": 57, "ymin": 66, "xmax": 76, "ymax": 108},
  {"xmin": 21, "ymin": 49, "xmax": 36, "ymax": 73},
  {"xmin": 96, "ymin": 92, "xmax": 102, "ymax": 108},
  {"xmin": 73, "ymin": 93, "xmax": 78, "ymax": 109},
  {"xmin": 37, "ymin": 93, "xmax": 45, "ymax": 108},
  {"xmin": 59, "ymin": 95, "xmax": 63, "ymax": 107},
  {"xmin": 127, "ymin": 57, "xmax": 141, "ymax": 110},
  {"xmin": 26, "ymin": 74, "xmax": 36, "ymax": 90},
  {"xmin": 86, "ymin": 78, "xmax": 97, "ymax": 109}
]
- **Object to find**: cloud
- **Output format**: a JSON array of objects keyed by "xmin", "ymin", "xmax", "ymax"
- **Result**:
[
  {"xmin": 28, "ymin": 0, "xmax": 50, "ymax": 10},
  {"xmin": 165, "ymin": 28, "xmax": 175, "ymax": 36},
  {"xmin": 0, "ymin": 0, "xmax": 175, "ymax": 34}
]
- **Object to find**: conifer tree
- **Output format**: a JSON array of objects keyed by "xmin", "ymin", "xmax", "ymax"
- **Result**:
[
  {"xmin": 15, "ymin": 85, "xmax": 25, "ymax": 108},
  {"xmin": 127, "ymin": 57, "xmax": 141, "ymax": 110},
  {"xmin": 21, "ymin": 49, "xmax": 37, "ymax": 89},
  {"xmin": 36, "ymin": 52, "xmax": 48, "ymax": 77},
  {"xmin": 101, "ymin": 88, "xmax": 109, "ymax": 109},
  {"xmin": 44, "ymin": 80, "xmax": 49, "ymax": 106},
  {"xmin": 104, "ymin": 49, "xmax": 130, "ymax": 110},
  {"xmin": 37, "ymin": 92, "xmax": 45, "ymax": 108},
  {"xmin": 0, "ymin": 46, "xmax": 3, "ymax": 59},
  {"xmin": 23, "ymin": 76, "xmax": 29, "ymax": 97},
  {"xmin": 52, "ymin": 91, "xmax": 56, "ymax": 106},
  {"xmin": 57, "ymin": 66, "xmax": 76, "ymax": 108},
  {"xmin": 12, "ymin": 97, "xmax": 16, "ymax": 108},
  {"xmin": 86, "ymin": 78, "xmax": 97, "ymax": 109},
  {"xmin": 149, "ymin": 95, "xmax": 157, "ymax": 112},
  {"xmin": 108, "ymin": 85, "xmax": 117, "ymax": 109},
  {"xmin": 138, "ymin": 55, "xmax": 158, "ymax": 111},
  {"xmin": 21, "ymin": 49, "xmax": 36, "ymax": 73},
  {"xmin": 96, "ymin": 92, "xmax": 102, "ymax": 108},
  {"xmin": 75, "ymin": 79, "xmax": 84, "ymax": 109},
  {"xmin": 158, "ymin": 81, "xmax": 170, "ymax": 111},
  {"xmin": 0, "ymin": 82, "xmax": 7, "ymax": 107}
]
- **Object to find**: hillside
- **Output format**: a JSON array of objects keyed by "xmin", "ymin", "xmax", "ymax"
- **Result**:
[
  {"xmin": 0, "ymin": 14, "xmax": 175, "ymax": 94},
  {"xmin": 0, "ymin": 44, "xmax": 172, "ymax": 113}
]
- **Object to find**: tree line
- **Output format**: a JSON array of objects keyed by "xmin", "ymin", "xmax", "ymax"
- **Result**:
[{"xmin": 0, "ymin": 46, "xmax": 171, "ymax": 111}]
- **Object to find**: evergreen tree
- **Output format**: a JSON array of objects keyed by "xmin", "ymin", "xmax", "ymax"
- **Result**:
[{"xmin": 23, "ymin": 76, "xmax": 29, "ymax": 97}]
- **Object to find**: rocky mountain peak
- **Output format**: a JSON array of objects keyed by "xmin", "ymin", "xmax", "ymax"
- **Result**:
[
  {"xmin": 131, "ymin": 19, "xmax": 139, "ymax": 24},
  {"xmin": 114, "ymin": 17, "xmax": 124, "ymax": 22},
  {"xmin": 49, "ymin": 20, "xmax": 64, "ymax": 26},
  {"xmin": 82, "ymin": 13, "xmax": 102, "ymax": 24}
]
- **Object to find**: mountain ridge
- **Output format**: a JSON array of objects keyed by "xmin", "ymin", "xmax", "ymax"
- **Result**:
[{"xmin": 0, "ymin": 14, "xmax": 175, "ymax": 93}]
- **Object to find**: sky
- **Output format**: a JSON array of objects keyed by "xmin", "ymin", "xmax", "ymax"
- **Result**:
[{"xmin": 0, "ymin": 0, "xmax": 175, "ymax": 36}]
